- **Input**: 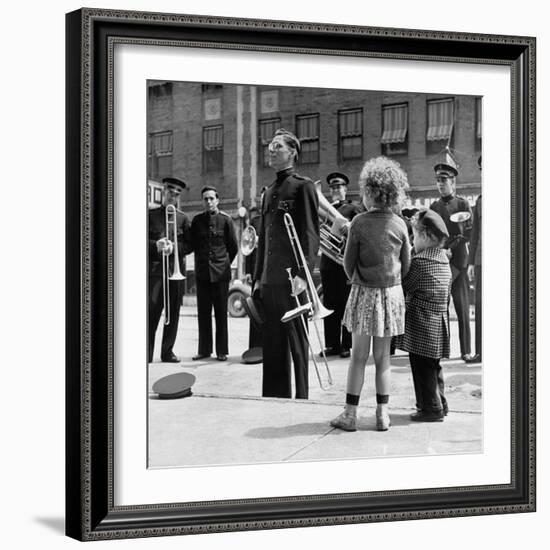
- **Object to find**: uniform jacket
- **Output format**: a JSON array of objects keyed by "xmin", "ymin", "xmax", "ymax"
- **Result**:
[
  {"xmin": 430, "ymin": 194, "xmax": 473, "ymax": 269},
  {"xmin": 395, "ymin": 247, "xmax": 452, "ymax": 359},
  {"xmin": 468, "ymin": 195, "xmax": 482, "ymax": 266},
  {"xmin": 149, "ymin": 206, "xmax": 192, "ymax": 278},
  {"xmin": 319, "ymin": 199, "xmax": 363, "ymax": 273},
  {"xmin": 191, "ymin": 210, "xmax": 238, "ymax": 283},
  {"xmin": 253, "ymin": 167, "xmax": 319, "ymax": 285}
]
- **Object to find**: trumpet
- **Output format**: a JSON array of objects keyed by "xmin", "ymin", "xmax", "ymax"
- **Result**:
[
  {"xmin": 162, "ymin": 204, "xmax": 185, "ymax": 326},
  {"xmin": 281, "ymin": 212, "xmax": 333, "ymax": 390}
]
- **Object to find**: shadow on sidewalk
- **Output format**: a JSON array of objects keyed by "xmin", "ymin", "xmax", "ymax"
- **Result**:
[{"xmin": 246, "ymin": 422, "xmax": 332, "ymax": 439}]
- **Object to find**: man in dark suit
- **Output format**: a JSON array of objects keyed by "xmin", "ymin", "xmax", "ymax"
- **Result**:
[
  {"xmin": 191, "ymin": 186, "xmax": 238, "ymax": 361},
  {"xmin": 429, "ymin": 158, "xmax": 473, "ymax": 362},
  {"xmin": 148, "ymin": 177, "xmax": 192, "ymax": 363},
  {"xmin": 253, "ymin": 128, "xmax": 319, "ymax": 399},
  {"xmin": 319, "ymin": 171, "xmax": 362, "ymax": 359}
]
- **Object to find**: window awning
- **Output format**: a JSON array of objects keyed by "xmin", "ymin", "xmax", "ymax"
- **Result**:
[
  {"xmin": 476, "ymin": 97, "xmax": 482, "ymax": 139},
  {"xmin": 297, "ymin": 115, "xmax": 319, "ymax": 140},
  {"xmin": 381, "ymin": 104, "xmax": 408, "ymax": 144},
  {"xmin": 204, "ymin": 126, "xmax": 223, "ymax": 150},
  {"xmin": 339, "ymin": 109, "xmax": 362, "ymax": 136},
  {"xmin": 426, "ymin": 99, "xmax": 454, "ymax": 141}
]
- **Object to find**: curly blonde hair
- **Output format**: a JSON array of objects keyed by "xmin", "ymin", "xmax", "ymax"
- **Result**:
[{"xmin": 358, "ymin": 156, "xmax": 409, "ymax": 208}]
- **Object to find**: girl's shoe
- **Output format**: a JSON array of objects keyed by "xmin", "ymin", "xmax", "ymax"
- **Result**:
[
  {"xmin": 376, "ymin": 409, "xmax": 391, "ymax": 431},
  {"xmin": 330, "ymin": 406, "xmax": 357, "ymax": 432}
]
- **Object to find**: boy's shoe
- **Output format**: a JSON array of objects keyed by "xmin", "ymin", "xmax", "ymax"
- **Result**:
[{"xmin": 410, "ymin": 411, "xmax": 444, "ymax": 422}]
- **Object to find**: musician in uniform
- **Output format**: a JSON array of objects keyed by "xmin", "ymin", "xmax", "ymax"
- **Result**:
[
  {"xmin": 191, "ymin": 186, "xmax": 238, "ymax": 361},
  {"xmin": 467, "ymin": 155, "xmax": 482, "ymax": 363},
  {"xmin": 319, "ymin": 172, "xmax": 362, "ymax": 358},
  {"xmin": 253, "ymin": 129, "xmax": 319, "ymax": 399},
  {"xmin": 244, "ymin": 206, "xmax": 263, "ymax": 350},
  {"xmin": 429, "ymin": 159, "xmax": 474, "ymax": 361},
  {"xmin": 148, "ymin": 177, "xmax": 192, "ymax": 363}
]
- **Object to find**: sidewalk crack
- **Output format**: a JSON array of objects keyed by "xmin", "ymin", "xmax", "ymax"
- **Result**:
[{"xmin": 283, "ymin": 428, "xmax": 335, "ymax": 461}]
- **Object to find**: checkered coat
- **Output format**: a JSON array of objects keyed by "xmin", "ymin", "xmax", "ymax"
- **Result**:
[{"xmin": 395, "ymin": 247, "xmax": 452, "ymax": 359}]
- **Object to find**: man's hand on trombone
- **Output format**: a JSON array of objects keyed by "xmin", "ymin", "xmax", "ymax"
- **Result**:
[
  {"xmin": 156, "ymin": 237, "xmax": 174, "ymax": 256},
  {"xmin": 290, "ymin": 275, "xmax": 307, "ymax": 297}
]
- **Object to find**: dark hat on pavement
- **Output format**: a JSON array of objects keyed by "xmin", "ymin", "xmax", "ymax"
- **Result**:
[
  {"xmin": 273, "ymin": 128, "xmax": 301, "ymax": 156},
  {"xmin": 162, "ymin": 177, "xmax": 187, "ymax": 190},
  {"xmin": 326, "ymin": 172, "xmax": 350, "ymax": 187},
  {"xmin": 417, "ymin": 209, "xmax": 449, "ymax": 240}
]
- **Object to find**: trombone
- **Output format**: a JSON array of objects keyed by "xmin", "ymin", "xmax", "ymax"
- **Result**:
[
  {"xmin": 162, "ymin": 204, "xmax": 185, "ymax": 325},
  {"xmin": 282, "ymin": 212, "xmax": 333, "ymax": 391}
]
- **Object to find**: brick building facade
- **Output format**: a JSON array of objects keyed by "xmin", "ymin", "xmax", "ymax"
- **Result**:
[{"xmin": 147, "ymin": 80, "xmax": 482, "ymax": 214}]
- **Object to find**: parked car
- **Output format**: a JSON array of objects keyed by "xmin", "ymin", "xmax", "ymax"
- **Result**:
[{"xmin": 227, "ymin": 278, "xmax": 252, "ymax": 317}]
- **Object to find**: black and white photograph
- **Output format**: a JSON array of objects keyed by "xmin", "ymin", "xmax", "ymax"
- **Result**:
[
  {"xmin": 146, "ymin": 81, "xmax": 484, "ymax": 469},
  {"xmin": 60, "ymin": 3, "xmax": 537, "ymax": 544}
]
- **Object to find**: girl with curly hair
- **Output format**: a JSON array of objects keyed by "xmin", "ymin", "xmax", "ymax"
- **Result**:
[{"xmin": 330, "ymin": 157, "xmax": 411, "ymax": 432}]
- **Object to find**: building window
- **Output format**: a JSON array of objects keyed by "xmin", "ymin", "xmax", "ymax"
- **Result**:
[
  {"xmin": 296, "ymin": 114, "xmax": 320, "ymax": 164},
  {"xmin": 202, "ymin": 84, "xmax": 223, "ymax": 93},
  {"xmin": 148, "ymin": 82, "xmax": 172, "ymax": 100},
  {"xmin": 338, "ymin": 108, "xmax": 363, "ymax": 161},
  {"xmin": 475, "ymin": 97, "xmax": 482, "ymax": 151},
  {"xmin": 381, "ymin": 103, "xmax": 408, "ymax": 156},
  {"xmin": 203, "ymin": 125, "xmax": 223, "ymax": 173},
  {"xmin": 426, "ymin": 98, "xmax": 454, "ymax": 154},
  {"xmin": 148, "ymin": 131, "xmax": 173, "ymax": 181},
  {"xmin": 259, "ymin": 118, "xmax": 281, "ymax": 167}
]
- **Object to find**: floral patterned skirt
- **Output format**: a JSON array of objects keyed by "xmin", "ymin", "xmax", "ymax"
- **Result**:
[{"xmin": 342, "ymin": 284, "xmax": 405, "ymax": 337}]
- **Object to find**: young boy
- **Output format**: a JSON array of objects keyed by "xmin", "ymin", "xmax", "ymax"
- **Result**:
[{"xmin": 396, "ymin": 209, "xmax": 452, "ymax": 422}]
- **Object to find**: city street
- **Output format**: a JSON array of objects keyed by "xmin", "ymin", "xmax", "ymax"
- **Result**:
[{"xmin": 148, "ymin": 304, "xmax": 482, "ymax": 468}]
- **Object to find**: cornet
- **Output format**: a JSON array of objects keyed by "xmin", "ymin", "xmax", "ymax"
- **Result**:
[{"xmin": 162, "ymin": 204, "xmax": 185, "ymax": 325}]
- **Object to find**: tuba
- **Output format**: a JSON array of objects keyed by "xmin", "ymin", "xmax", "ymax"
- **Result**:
[{"xmin": 314, "ymin": 180, "xmax": 350, "ymax": 265}]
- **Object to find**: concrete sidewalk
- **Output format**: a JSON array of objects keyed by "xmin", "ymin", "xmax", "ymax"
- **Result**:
[{"xmin": 148, "ymin": 307, "xmax": 482, "ymax": 468}]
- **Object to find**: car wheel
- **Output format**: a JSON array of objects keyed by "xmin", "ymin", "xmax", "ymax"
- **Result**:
[{"xmin": 228, "ymin": 291, "xmax": 247, "ymax": 318}]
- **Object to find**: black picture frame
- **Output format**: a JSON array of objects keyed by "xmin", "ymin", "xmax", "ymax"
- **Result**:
[{"xmin": 65, "ymin": 8, "xmax": 536, "ymax": 541}]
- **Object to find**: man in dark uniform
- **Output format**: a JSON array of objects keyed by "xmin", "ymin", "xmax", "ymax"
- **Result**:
[
  {"xmin": 319, "ymin": 172, "xmax": 362, "ymax": 359},
  {"xmin": 148, "ymin": 177, "xmax": 192, "ymax": 363},
  {"xmin": 467, "ymin": 155, "xmax": 482, "ymax": 363},
  {"xmin": 191, "ymin": 186, "xmax": 238, "ymax": 361},
  {"xmin": 429, "ymin": 159, "xmax": 473, "ymax": 361},
  {"xmin": 244, "ymin": 206, "xmax": 263, "ymax": 350},
  {"xmin": 253, "ymin": 128, "xmax": 319, "ymax": 399}
]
